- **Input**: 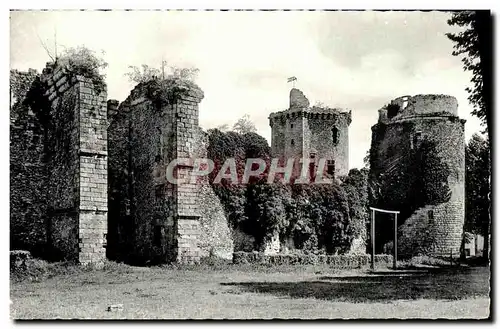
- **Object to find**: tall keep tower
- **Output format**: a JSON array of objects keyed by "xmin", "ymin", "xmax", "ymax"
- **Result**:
[{"xmin": 268, "ymin": 88, "xmax": 352, "ymax": 178}]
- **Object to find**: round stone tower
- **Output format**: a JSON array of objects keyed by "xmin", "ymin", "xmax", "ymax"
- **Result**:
[{"xmin": 370, "ymin": 94, "xmax": 466, "ymax": 258}]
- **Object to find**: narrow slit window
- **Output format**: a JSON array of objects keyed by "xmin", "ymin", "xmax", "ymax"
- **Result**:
[
  {"xmin": 154, "ymin": 225, "xmax": 162, "ymax": 247},
  {"xmin": 327, "ymin": 160, "xmax": 335, "ymax": 176},
  {"xmin": 291, "ymin": 139, "xmax": 295, "ymax": 146},
  {"xmin": 413, "ymin": 131, "xmax": 423, "ymax": 148},
  {"xmin": 332, "ymin": 127, "xmax": 339, "ymax": 145}
]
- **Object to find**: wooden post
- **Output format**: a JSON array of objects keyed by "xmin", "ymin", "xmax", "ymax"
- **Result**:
[
  {"xmin": 394, "ymin": 213, "xmax": 398, "ymax": 270},
  {"xmin": 369, "ymin": 207, "xmax": 400, "ymax": 271},
  {"xmin": 371, "ymin": 209, "xmax": 375, "ymax": 270}
]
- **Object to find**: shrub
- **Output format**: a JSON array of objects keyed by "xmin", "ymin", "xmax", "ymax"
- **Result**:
[
  {"xmin": 56, "ymin": 45, "xmax": 108, "ymax": 94},
  {"xmin": 232, "ymin": 251, "xmax": 393, "ymax": 268}
]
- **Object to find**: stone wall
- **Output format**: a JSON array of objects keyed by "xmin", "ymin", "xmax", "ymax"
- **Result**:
[
  {"xmin": 193, "ymin": 129, "xmax": 234, "ymax": 259},
  {"xmin": 10, "ymin": 70, "xmax": 48, "ymax": 256},
  {"xmin": 307, "ymin": 109, "xmax": 351, "ymax": 178},
  {"xmin": 10, "ymin": 64, "xmax": 108, "ymax": 264},
  {"xmin": 42, "ymin": 65, "xmax": 108, "ymax": 264},
  {"xmin": 369, "ymin": 94, "xmax": 465, "ymax": 258},
  {"xmin": 108, "ymin": 80, "xmax": 233, "ymax": 264}
]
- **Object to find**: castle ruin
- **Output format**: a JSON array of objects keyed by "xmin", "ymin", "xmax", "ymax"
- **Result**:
[
  {"xmin": 369, "ymin": 94, "xmax": 466, "ymax": 258},
  {"xmin": 10, "ymin": 62, "xmax": 467, "ymax": 264},
  {"xmin": 10, "ymin": 63, "xmax": 233, "ymax": 265}
]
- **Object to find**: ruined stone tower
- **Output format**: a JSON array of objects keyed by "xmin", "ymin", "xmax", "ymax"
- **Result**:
[
  {"xmin": 268, "ymin": 88, "xmax": 351, "ymax": 179},
  {"xmin": 108, "ymin": 80, "xmax": 233, "ymax": 264},
  {"xmin": 10, "ymin": 63, "xmax": 108, "ymax": 264},
  {"xmin": 11, "ymin": 64, "xmax": 233, "ymax": 265},
  {"xmin": 369, "ymin": 94, "xmax": 466, "ymax": 258}
]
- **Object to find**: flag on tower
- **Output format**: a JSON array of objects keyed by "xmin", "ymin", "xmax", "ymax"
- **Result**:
[{"xmin": 287, "ymin": 76, "xmax": 297, "ymax": 83}]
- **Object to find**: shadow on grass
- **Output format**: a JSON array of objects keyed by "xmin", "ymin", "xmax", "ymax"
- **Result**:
[{"xmin": 221, "ymin": 267, "xmax": 490, "ymax": 302}]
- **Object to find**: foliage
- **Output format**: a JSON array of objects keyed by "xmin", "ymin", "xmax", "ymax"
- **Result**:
[
  {"xmin": 207, "ymin": 129, "xmax": 359, "ymax": 254},
  {"xmin": 362, "ymin": 150, "xmax": 370, "ymax": 169},
  {"xmin": 232, "ymin": 114, "xmax": 257, "ymax": 134},
  {"xmin": 124, "ymin": 64, "xmax": 161, "ymax": 84},
  {"xmin": 232, "ymin": 251, "xmax": 393, "ymax": 267},
  {"xmin": 341, "ymin": 168, "xmax": 369, "ymax": 240},
  {"xmin": 124, "ymin": 62, "xmax": 200, "ymax": 108},
  {"xmin": 57, "ymin": 45, "xmax": 108, "ymax": 94},
  {"xmin": 215, "ymin": 123, "xmax": 229, "ymax": 132},
  {"xmin": 10, "ymin": 69, "xmax": 39, "ymax": 105},
  {"xmin": 369, "ymin": 137, "xmax": 451, "ymax": 250},
  {"xmin": 293, "ymin": 184, "xmax": 352, "ymax": 254},
  {"xmin": 245, "ymin": 181, "xmax": 291, "ymax": 247},
  {"xmin": 125, "ymin": 61, "xmax": 199, "ymax": 84},
  {"xmin": 371, "ymin": 138, "xmax": 451, "ymax": 222},
  {"xmin": 446, "ymin": 11, "xmax": 492, "ymax": 133},
  {"xmin": 465, "ymin": 134, "xmax": 490, "ymax": 236}
]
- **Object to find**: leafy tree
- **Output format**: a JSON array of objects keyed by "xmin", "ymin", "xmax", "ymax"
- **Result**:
[
  {"xmin": 215, "ymin": 123, "xmax": 229, "ymax": 132},
  {"xmin": 294, "ymin": 184, "xmax": 352, "ymax": 254},
  {"xmin": 465, "ymin": 134, "xmax": 490, "ymax": 260},
  {"xmin": 245, "ymin": 181, "xmax": 290, "ymax": 249},
  {"xmin": 446, "ymin": 11, "xmax": 492, "ymax": 135},
  {"xmin": 206, "ymin": 129, "xmax": 270, "ymax": 237},
  {"xmin": 447, "ymin": 11, "xmax": 492, "ymax": 263},
  {"xmin": 232, "ymin": 114, "xmax": 257, "ymax": 134}
]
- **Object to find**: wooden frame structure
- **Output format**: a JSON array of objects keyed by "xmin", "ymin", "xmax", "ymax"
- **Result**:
[{"xmin": 369, "ymin": 207, "xmax": 400, "ymax": 270}]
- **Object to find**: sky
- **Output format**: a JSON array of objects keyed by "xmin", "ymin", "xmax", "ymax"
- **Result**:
[{"xmin": 10, "ymin": 10, "xmax": 485, "ymax": 169}]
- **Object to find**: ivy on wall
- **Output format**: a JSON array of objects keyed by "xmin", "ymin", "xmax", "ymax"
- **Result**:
[
  {"xmin": 207, "ymin": 129, "xmax": 365, "ymax": 254},
  {"xmin": 369, "ymin": 130, "xmax": 452, "ymax": 250}
]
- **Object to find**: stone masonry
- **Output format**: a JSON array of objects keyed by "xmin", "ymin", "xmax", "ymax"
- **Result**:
[
  {"xmin": 108, "ymin": 80, "xmax": 233, "ymax": 264},
  {"xmin": 10, "ymin": 63, "xmax": 108, "ymax": 264},
  {"xmin": 10, "ymin": 69, "xmax": 47, "ymax": 255},
  {"xmin": 370, "ymin": 94, "xmax": 466, "ymax": 258},
  {"xmin": 269, "ymin": 88, "xmax": 351, "ymax": 179}
]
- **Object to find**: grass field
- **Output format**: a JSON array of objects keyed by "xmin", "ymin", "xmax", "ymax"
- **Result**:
[{"xmin": 10, "ymin": 262, "xmax": 491, "ymax": 320}]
